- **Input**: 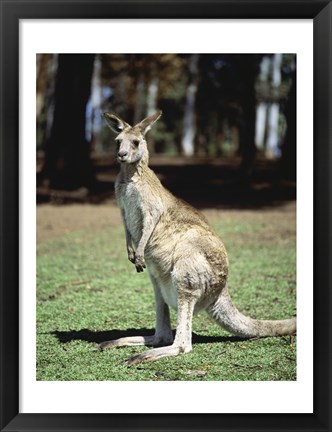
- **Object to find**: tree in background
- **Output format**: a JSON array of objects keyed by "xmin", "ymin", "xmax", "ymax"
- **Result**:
[
  {"xmin": 195, "ymin": 54, "xmax": 261, "ymax": 173},
  {"xmin": 281, "ymin": 64, "xmax": 296, "ymax": 181},
  {"xmin": 181, "ymin": 54, "xmax": 200, "ymax": 156},
  {"xmin": 39, "ymin": 54, "xmax": 95, "ymax": 190},
  {"xmin": 236, "ymin": 55, "xmax": 261, "ymax": 181}
]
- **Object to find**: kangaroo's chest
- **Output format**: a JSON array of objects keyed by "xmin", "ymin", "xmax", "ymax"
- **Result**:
[{"xmin": 116, "ymin": 181, "xmax": 144, "ymax": 245}]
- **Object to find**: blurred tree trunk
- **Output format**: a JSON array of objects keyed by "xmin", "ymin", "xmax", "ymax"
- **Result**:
[
  {"xmin": 146, "ymin": 72, "xmax": 159, "ymax": 153},
  {"xmin": 239, "ymin": 56, "xmax": 259, "ymax": 182},
  {"xmin": 146, "ymin": 76, "xmax": 159, "ymax": 116},
  {"xmin": 255, "ymin": 102, "xmax": 268, "ymax": 151},
  {"xmin": 255, "ymin": 56, "xmax": 270, "ymax": 152},
  {"xmin": 181, "ymin": 54, "xmax": 199, "ymax": 156},
  {"xmin": 266, "ymin": 54, "xmax": 282, "ymax": 157},
  {"xmin": 41, "ymin": 54, "xmax": 95, "ymax": 190},
  {"xmin": 36, "ymin": 54, "xmax": 58, "ymax": 150},
  {"xmin": 89, "ymin": 55, "xmax": 103, "ymax": 153},
  {"xmin": 133, "ymin": 72, "xmax": 146, "ymax": 125},
  {"xmin": 281, "ymin": 70, "xmax": 296, "ymax": 180}
]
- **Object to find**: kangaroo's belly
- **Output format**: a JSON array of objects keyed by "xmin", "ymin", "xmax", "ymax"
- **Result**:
[{"xmin": 146, "ymin": 260, "xmax": 218, "ymax": 314}]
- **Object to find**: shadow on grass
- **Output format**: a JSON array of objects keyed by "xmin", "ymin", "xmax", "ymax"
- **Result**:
[{"xmin": 51, "ymin": 328, "xmax": 244, "ymax": 345}]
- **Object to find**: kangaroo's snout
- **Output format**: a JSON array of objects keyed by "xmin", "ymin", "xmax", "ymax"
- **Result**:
[{"xmin": 117, "ymin": 150, "xmax": 129, "ymax": 161}]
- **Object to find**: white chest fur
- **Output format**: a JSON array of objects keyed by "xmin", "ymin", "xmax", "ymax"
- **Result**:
[{"xmin": 116, "ymin": 180, "xmax": 143, "ymax": 246}]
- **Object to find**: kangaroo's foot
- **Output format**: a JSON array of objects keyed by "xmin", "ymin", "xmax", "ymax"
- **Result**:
[
  {"xmin": 99, "ymin": 333, "xmax": 173, "ymax": 350},
  {"xmin": 100, "ymin": 335, "xmax": 155, "ymax": 349},
  {"xmin": 126, "ymin": 343, "xmax": 190, "ymax": 366}
]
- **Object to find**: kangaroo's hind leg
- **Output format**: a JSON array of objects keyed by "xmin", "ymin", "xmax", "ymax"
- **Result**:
[
  {"xmin": 100, "ymin": 274, "xmax": 173, "ymax": 350},
  {"xmin": 126, "ymin": 292, "xmax": 197, "ymax": 365},
  {"xmin": 125, "ymin": 265, "xmax": 199, "ymax": 365},
  {"xmin": 150, "ymin": 274, "xmax": 174, "ymax": 347}
]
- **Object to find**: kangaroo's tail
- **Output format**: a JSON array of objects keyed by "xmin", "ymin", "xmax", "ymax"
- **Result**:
[{"xmin": 208, "ymin": 285, "xmax": 296, "ymax": 338}]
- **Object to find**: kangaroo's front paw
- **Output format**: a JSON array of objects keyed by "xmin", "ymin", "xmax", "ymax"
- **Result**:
[
  {"xmin": 135, "ymin": 255, "xmax": 146, "ymax": 273},
  {"xmin": 127, "ymin": 248, "xmax": 136, "ymax": 263}
]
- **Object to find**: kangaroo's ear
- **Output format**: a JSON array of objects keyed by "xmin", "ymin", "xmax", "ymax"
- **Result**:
[
  {"xmin": 103, "ymin": 112, "xmax": 130, "ymax": 134},
  {"xmin": 136, "ymin": 111, "xmax": 162, "ymax": 135}
]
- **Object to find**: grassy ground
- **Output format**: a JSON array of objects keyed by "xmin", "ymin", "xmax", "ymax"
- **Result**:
[{"xmin": 36, "ymin": 201, "xmax": 296, "ymax": 381}]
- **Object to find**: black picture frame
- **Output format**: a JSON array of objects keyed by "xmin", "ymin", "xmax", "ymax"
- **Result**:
[{"xmin": 1, "ymin": 1, "xmax": 331, "ymax": 431}]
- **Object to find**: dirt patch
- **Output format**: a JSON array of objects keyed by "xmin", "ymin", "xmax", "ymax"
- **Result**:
[
  {"xmin": 37, "ymin": 199, "xmax": 121, "ymax": 244},
  {"xmin": 37, "ymin": 199, "xmax": 295, "ymax": 244}
]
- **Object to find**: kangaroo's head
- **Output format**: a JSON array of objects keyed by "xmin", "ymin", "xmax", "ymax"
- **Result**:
[{"xmin": 103, "ymin": 111, "xmax": 162, "ymax": 164}]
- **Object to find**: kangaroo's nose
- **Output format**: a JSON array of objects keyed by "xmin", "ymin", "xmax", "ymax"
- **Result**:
[{"xmin": 118, "ymin": 151, "xmax": 128, "ymax": 158}]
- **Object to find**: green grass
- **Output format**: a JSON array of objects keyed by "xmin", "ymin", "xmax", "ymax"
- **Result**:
[{"xmin": 36, "ymin": 211, "xmax": 296, "ymax": 381}]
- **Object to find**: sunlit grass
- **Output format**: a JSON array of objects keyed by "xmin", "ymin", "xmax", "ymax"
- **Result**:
[{"xmin": 36, "ymin": 210, "xmax": 296, "ymax": 381}]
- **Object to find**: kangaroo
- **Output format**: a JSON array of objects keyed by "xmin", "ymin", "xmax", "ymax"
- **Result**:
[{"xmin": 101, "ymin": 110, "xmax": 296, "ymax": 366}]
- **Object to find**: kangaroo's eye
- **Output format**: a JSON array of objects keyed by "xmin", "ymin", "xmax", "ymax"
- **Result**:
[{"xmin": 132, "ymin": 139, "xmax": 140, "ymax": 147}]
